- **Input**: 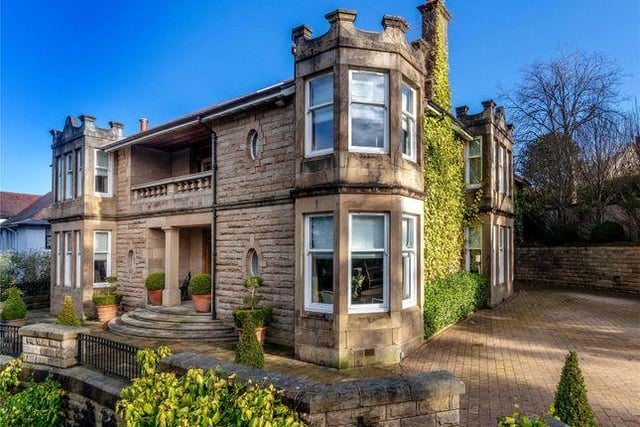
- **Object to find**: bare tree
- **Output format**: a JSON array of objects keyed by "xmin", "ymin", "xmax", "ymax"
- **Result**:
[{"xmin": 503, "ymin": 51, "xmax": 623, "ymax": 226}]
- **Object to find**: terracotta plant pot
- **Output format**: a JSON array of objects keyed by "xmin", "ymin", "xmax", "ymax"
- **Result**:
[
  {"xmin": 192, "ymin": 294, "xmax": 211, "ymax": 313},
  {"xmin": 238, "ymin": 326, "xmax": 268, "ymax": 345},
  {"xmin": 148, "ymin": 289, "xmax": 163, "ymax": 306},
  {"xmin": 96, "ymin": 304, "xmax": 118, "ymax": 323},
  {"xmin": 4, "ymin": 318, "xmax": 26, "ymax": 327}
]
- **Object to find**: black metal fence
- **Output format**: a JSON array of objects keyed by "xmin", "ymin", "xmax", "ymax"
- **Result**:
[
  {"xmin": 77, "ymin": 333, "xmax": 141, "ymax": 381},
  {"xmin": 0, "ymin": 324, "xmax": 22, "ymax": 356}
]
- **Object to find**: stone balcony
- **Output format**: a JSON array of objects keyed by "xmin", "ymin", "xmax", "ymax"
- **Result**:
[{"xmin": 130, "ymin": 171, "xmax": 213, "ymax": 213}]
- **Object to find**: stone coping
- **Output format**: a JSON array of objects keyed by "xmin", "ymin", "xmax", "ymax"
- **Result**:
[
  {"xmin": 162, "ymin": 352, "xmax": 465, "ymax": 414},
  {"xmin": 19, "ymin": 323, "xmax": 90, "ymax": 341}
]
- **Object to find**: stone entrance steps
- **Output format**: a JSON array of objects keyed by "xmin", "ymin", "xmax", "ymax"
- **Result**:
[{"xmin": 107, "ymin": 303, "xmax": 237, "ymax": 341}]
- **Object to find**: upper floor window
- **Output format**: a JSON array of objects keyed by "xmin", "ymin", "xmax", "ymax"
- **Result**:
[
  {"xmin": 75, "ymin": 149, "xmax": 83, "ymax": 197},
  {"xmin": 465, "ymin": 225, "xmax": 482, "ymax": 274},
  {"xmin": 506, "ymin": 149, "xmax": 513, "ymax": 197},
  {"xmin": 64, "ymin": 153, "xmax": 73, "ymax": 200},
  {"xmin": 305, "ymin": 214, "xmax": 334, "ymax": 313},
  {"xmin": 401, "ymin": 84, "xmax": 417, "ymax": 161},
  {"xmin": 248, "ymin": 130, "xmax": 260, "ymax": 160},
  {"xmin": 94, "ymin": 150, "xmax": 111, "ymax": 196},
  {"xmin": 349, "ymin": 71, "xmax": 388, "ymax": 153},
  {"xmin": 401, "ymin": 215, "xmax": 417, "ymax": 309},
  {"xmin": 349, "ymin": 213, "xmax": 388, "ymax": 313},
  {"xmin": 305, "ymin": 73, "xmax": 334, "ymax": 156},
  {"xmin": 55, "ymin": 156, "xmax": 63, "ymax": 202},
  {"xmin": 466, "ymin": 138, "xmax": 482, "ymax": 188},
  {"xmin": 499, "ymin": 145, "xmax": 506, "ymax": 194}
]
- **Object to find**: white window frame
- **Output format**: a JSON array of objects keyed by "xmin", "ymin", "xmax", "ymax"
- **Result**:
[
  {"xmin": 93, "ymin": 231, "xmax": 111, "ymax": 287},
  {"xmin": 348, "ymin": 213, "xmax": 389, "ymax": 314},
  {"xmin": 492, "ymin": 224, "xmax": 498, "ymax": 286},
  {"xmin": 465, "ymin": 225, "xmax": 482, "ymax": 273},
  {"xmin": 94, "ymin": 149, "xmax": 112, "ymax": 196},
  {"xmin": 506, "ymin": 150, "xmax": 513, "ymax": 197},
  {"xmin": 75, "ymin": 149, "xmax": 83, "ymax": 197},
  {"xmin": 401, "ymin": 215, "xmax": 417, "ymax": 309},
  {"xmin": 499, "ymin": 145, "xmax": 505, "ymax": 194},
  {"xmin": 304, "ymin": 214, "xmax": 334, "ymax": 313},
  {"xmin": 64, "ymin": 153, "xmax": 73, "ymax": 200},
  {"xmin": 401, "ymin": 83, "xmax": 417, "ymax": 162},
  {"xmin": 55, "ymin": 156, "xmax": 63, "ymax": 202},
  {"xmin": 348, "ymin": 70, "xmax": 389, "ymax": 154},
  {"xmin": 499, "ymin": 226, "xmax": 505, "ymax": 284},
  {"xmin": 64, "ymin": 231, "xmax": 72, "ymax": 287},
  {"xmin": 305, "ymin": 73, "xmax": 334, "ymax": 157},
  {"xmin": 494, "ymin": 142, "xmax": 499, "ymax": 194},
  {"xmin": 55, "ymin": 232, "xmax": 61, "ymax": 286},
  {"xmin": 76, "ymin": 231, "xmax": 82, "ymax": 288},
  {"xmin": 466, "ymin": 137, "xmax": 482, "ymax": 189}
]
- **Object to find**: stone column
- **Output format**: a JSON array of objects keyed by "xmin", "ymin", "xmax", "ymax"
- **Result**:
[{"xmin": 163, "ymin": 227, "xmax": 181, "ymax": 306}]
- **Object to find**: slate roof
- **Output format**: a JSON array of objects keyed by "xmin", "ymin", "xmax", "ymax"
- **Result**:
[
  {"xmin": 0, "ymin": 193, "xmax": 52, "ymax": 227},
  {"xmin": 0, "ymin": 192, "xmax": 42, "ymax": 219}
]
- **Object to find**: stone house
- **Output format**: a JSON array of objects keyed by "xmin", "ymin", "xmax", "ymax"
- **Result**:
[{"xmin": 48, "ymin": 1, "xmax": 514, "ymax": 368}]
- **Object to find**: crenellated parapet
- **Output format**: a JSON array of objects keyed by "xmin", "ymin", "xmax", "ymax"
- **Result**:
[
  {"xmin": 50, "ymin": 115, "xmax": 123, "ymax": 148},
  {"xmin": 456, "ymin": 100, "xmax": 514, "ymax": 140}
]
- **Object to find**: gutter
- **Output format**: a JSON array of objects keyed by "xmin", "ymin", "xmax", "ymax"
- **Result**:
[{"xmin": 425, "ymin": 101, "xmax": 474, "ymax": 142}]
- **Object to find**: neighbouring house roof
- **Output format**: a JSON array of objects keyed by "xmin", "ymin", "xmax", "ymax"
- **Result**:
[
  {"xmin": 0, "ymin": 192, "xmax": 42, "ymax": 219},
  {"xmin": 104, "ymin": 79, "xmax": 296, "ymax": 152},
  {"xmin": 0, "ymin": 193, "xmax": 52, "ymax": 228}
]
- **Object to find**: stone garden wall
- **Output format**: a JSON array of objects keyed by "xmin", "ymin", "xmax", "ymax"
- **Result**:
[{"xmin": 516, "ymin": 245, "xmax": 640, "ymax": 294}]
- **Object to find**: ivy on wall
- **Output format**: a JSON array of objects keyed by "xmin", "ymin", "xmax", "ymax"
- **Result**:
[{"xmin": 423, "ymin": 4, "xmax": 465, "ymax": 282}]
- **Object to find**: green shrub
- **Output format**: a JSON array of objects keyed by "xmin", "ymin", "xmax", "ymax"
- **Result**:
[
  {"xmin": 144, "ymin": 272, "xmax": 165, "ymax": 291},
  {"xmin": 553, "ymin": 351, "xmax": 597, "ymax": 427},
  {"xmin": 232, "ymin": 306, "xmax": 273, "ymax": 329},
  {"xmin": 243, "ymin": 275, "xmax": 265, "ymax": 309},
  {"xmin": 589, "ymin": 221, "xmax": 626, "ymax": 243},
  {"xmin": 497, "ymin": 412, "xmax": 548, "ymax": 427},
  {"xmin": 0, "ymin": 251, "xmax": 51, "ymax": 290},
  {"xmin": 0, "ymin": 358, "xmax": 64, "ymax": 426},
  {"xmin": 188, "ymin": 273, "xmax": 211, "ymax": 295},
  {"xmin": 544, "ymin": 224, "xmax": 582, "ymax": 246},
  {"xmin": 92, "ymin": 293, "xmax": 123, "ymax": 306},
  {"xmin": 56, "ymin": 295, "xmax": 82, "ymax": 326},
  {"xmin": 424, "ymin": 271, "xmax": 486, "ymax": 337},
  {"xmin": 234, "ymin": 320, "xmax": 265, "ymax": 369},
  {"xmin": 1, "ymin": 288, "xmax": 27, "ymax": 321},
  {"xmin": 117, "ymin": 346, "xmax": 303, "ymax": 426}
]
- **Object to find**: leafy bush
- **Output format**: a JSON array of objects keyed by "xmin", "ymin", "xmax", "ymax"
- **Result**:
[
  {"xmin": 1, "ymin": 288, "xmax": 27, "ymax": 321},
  {"xmin": 0, "ymin": 251, "xmax": 51, "ymax": 289},
  {"xmin": 589, "ymin": 221, "xmax": 626, "ymax": 243},
  {"xmin": 56, "ymin": 295, "xmax": 82, "ymax": 326},
  {"xmin": 0, "ymin": 358, "xmax": 64, "ymax": 426},
  {"xmin": 424, "ymin": 271, "xmax": 486, "ymax": 337},
  {"xmin": 497, "ymin": 412, "xmax": 550, "ymax": 426},
  {"xmin": 188, "ymin": 273, "xmax": 211, "ymax": 295},
  {"xmin": 553, "ymin": 351, "xmax": 597, "ymax": 427},
  {"xmin": 544, "ymin": 224, "xmax": 582, "ymax": 246},
  {"xmin": 233, "ymin": 306, "xmax": 273, "ymax": 329},
  {"xmin": 144, "ymin": 272, "xmax": 165, "ymax": 291},
  {"xmin": 116, "ymin": 346, "xmax": 303, "ymax": 426},
  {"xmin": 92, "ymin": 293, "xmax": 123, "ymax": 306},
  {"xmin": 243, "ymin": 276, "xmax": 265, "ymax": 309},
  {"xmin": 235, "ymin": 320, "xmax": 265, "ymax": 369}
]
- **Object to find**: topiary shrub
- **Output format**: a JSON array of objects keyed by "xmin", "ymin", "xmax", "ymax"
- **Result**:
[
  {"xmin": 553, "ymin": 351, "xmax": 597, "ymax": 427},
  {"xmin": 589, "ymin": 221, "xmax": 626, "ymax": 243},
  {"xmin": 424, "ymin": 271, "xmax": 486, "ymax": 338},
  {"xmin": 234, "ymin": 320, "xmax": 265, "ymax": 369},
  {"xmin": 92, "ymin": 293, "xmax": 123, "ymax": 306},
  {"xmin": 1, "ymin": 288, "xmax": 27, "ymax": 321},
  {"xmin": 56, "ymin": 295, "xmax": 82, "ymax": 326},
  {"xmin": 117, "ymin": 346, "xmax": 302, "ymax": 426},
  {"xmin": 144, "ymin": 272, "xmax": 165, "ymax": 291},
  {"xmin": 188, "ymin": 273, "xmax": 211, "ymax": 295},
  {"xmin": 232, "ymin": 306, "xmax": 273, "ymax": 329}
]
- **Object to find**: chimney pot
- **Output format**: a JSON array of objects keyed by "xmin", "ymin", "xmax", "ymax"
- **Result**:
[{"xmin": 139, "ymin": 118, "xmax": 148, "ymax": 133}]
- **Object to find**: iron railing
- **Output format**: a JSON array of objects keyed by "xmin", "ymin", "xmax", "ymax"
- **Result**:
[
  {"xmin": 0, "ymin": 324, "xmax": 22, "ymax": 356},
  {"xmin": 77, "ymin": 333, "xmax": 141, "ymax": 381}
]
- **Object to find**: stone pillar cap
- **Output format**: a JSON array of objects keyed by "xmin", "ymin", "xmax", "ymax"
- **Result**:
[
  {"xmin": 455, "ymin": 105, "xmax": 469, "ymax": 117},
  {"xmin": 382, "ymin": 15, "xmax": 409, "ymax": 33},
  {"xmin": 79, "ymin": 114, "xmax": 96, "ymax": 123},
  {"xmin": 325, "ymin": 9, "xmax": 357, "ymax": 25},
  {"xmin": 291, "ymin": 24, "xmax": 313, "ymax": 43}
]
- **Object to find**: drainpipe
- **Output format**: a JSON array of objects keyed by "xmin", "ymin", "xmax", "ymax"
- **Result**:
[{"xmin": 197, "ymin": 116, "xmax": 218, "ymax": 320}]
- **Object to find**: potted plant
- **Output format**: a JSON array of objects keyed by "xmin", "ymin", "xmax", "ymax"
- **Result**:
[
  {"xmin": 1, "ymin": 287, "xmax": 27, "ymax": 326},
  {"xmin": 232, "ymin": 276, "xmax": 273, "ymax": 344},
  {"xmin": 92, "ymin": 276, "xmax": 123, "ymax": 323},
  {"xmin": 145, "ymin": 272, "xmax": 165, "ymax": 306},
  {"xmin": 188, "ymin": 273, "xmax": 211, "ymax": 313}
]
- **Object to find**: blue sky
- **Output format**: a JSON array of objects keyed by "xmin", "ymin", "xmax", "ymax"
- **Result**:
[{"xmin": 1, "ymin": 0, "xmax": 638, "ymax": 194}]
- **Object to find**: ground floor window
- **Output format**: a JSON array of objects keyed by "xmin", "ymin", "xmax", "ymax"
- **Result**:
[
  {"xmin": 305, "ymin": 215, "xmax": 334, "ymax": 313},
  {"xmin": 55, "ymin": 232, "xmax": 61, "ymax": 286},
  {"xmin": 465, "ymin": 225, "xmax": 482, "ymax": 274},
  {"xmin": 76, "ymin": 231, "xmax": 82, "ymax": 288},
  {"xmin": 499, "ymin": 226, "xmax": 505, "ymax": 285},
  {"xmin": 349, "ymin": 213, "xmax": 388, "ymax": 313},
  {"xmin": 94, "ymin": 231, "xmax": 111, "ymax": 285},
  {"xmin": 402, "ymin": 215, "xmax": 417, "ymax": 308},
  {"xmin": 64, "ymin": 232, "xmax": 72, "ymax": 287}
]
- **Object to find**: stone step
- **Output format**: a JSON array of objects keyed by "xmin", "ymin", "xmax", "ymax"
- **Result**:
[
  {"xmin": 144, "ymin": 303, "xmax": 212, "ymax": 317},
  {"xmin": 132, "ymin": 309, "xmax": 221, "ymax": 324},
  {"xmin": 108, "ymin": 318, "xmax": 238, "ymax": 341},
  {"xmin": 121, "ymin": 312, "xmax": 233, "ymax": 332}
]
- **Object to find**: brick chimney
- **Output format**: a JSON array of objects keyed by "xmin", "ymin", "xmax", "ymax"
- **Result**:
[{"xmin": 139, "ymin": 118, "xmax": 148, "ymax": 133}]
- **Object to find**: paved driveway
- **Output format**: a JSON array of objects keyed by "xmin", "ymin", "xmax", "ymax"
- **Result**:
[{"xmin": 402, "ymin": 286, "xmax": 640, "ymax": 427}]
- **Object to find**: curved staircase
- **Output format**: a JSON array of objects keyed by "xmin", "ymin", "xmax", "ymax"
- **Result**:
[{"xmin": 107, "ymin": 303, "xmax": 237, "ymax": 342}]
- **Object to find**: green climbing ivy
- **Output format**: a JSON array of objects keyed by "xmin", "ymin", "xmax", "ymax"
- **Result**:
[{"xmin": 423, "ymin": 6, "xmax": 465, "ymax": 282}]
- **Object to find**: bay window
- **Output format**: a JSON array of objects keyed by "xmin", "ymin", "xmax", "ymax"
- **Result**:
[
  {"xmin": 305, "ymin": 73, "xmax": 334, "ymax": 156},
  {"xmin": 94, "ymin": 231, "xmax": 111, "ymax": 285},
  {"xmin": 55, "ymin": 156, "xmax": 63, "ymax": 202},
  {"xmin": 55, "ymin": 232, "xmax": 61, "ymax": 286},
  {"xmin": 499, "ymin": 226, "xmax": 505, "ymax": 284},
  {"xmin": 401, "ymin": 84, "xmax": 417, "ymax": 161},
  {"xmin": 65, "ymin": 153, "xmax": 73, "ymax": 200},
  {"xmin": 94, "ymin": 150, "xmax": 111, "ymax": 196},
  {"xmin": 349, "ymin": 70, "xmax": 388, "ymax": 153},
  {"xmin": 466, "ymin": 138, "xmax": 482, "ymax": 188},
  {"xmin": 465, "ymin": 225, "xmax": 482, "ymax": 274},
  {"xmin": 75, "ymin": 149, "xmax": 83, "ymax": 197},
  {"xmin": 76, "ymin": 231, "xmax": 82, "ymax": 288},
  {"xmin": 64, "ymin": 231, "xmax": 72, "ymax": 287},
  {"xmin": 305, "ymin": 215, "xmax": 334, "ymax": 313},
  {"xmin": 401, "ymin": 215, "xmax": 417, "ymax": 309},
  {"xmin": 349, "ymin": 213, "xmax": 388, "ymax": 313},
  {"xmin": 499, "ymin": 145, "xmax": 505, "ymax": 194}
]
